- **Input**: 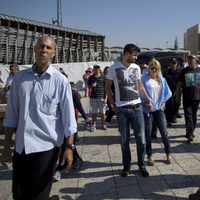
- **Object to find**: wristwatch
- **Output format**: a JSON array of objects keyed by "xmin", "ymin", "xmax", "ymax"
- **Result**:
[{"xmin": 67, "ymin": 144, "xmax": 76, "ymax": 150}]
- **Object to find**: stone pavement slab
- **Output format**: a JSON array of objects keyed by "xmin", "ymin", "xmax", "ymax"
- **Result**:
[{"xmin": 0, "ymin": 97, "xmax": 200, "ymax": 199}]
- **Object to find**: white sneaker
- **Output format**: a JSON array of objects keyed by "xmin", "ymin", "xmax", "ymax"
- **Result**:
[
  {"xmin": 53, "ymin": 170, "xmax": 61, "ymax": 182},
  {"xmin": 90, "ymin": 125, "xmax": 96, "ymax": 132}
]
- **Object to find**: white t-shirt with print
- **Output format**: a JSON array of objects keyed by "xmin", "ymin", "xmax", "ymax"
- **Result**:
[{"xmin": 106, "ymin": 62, "xmax": 142, "ymax": 107}]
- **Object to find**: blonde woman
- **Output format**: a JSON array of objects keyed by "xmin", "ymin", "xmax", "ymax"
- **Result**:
[{"xmin": 141, "ymin": 59, "xmax": 172, "ymax": 165}]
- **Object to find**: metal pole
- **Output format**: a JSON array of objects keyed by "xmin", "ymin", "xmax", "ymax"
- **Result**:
[{"xmin": 57, "ymin": 0, "xmax": 59, "ymax": 25}]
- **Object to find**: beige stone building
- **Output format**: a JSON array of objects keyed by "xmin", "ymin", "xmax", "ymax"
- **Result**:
[{"xmin": 184, "ymin": 24, "xmax": 200, "ymax": 55}]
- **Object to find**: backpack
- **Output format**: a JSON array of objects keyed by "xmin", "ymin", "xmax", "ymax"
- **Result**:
[{"xmin": 72, "ymin": 147, "xmax": 83, "ymax": 170}]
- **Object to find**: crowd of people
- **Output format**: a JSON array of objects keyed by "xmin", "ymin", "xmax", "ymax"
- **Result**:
[{"xmin": 0, "ymin": 36, "xmax": 200, "ymax": 199}]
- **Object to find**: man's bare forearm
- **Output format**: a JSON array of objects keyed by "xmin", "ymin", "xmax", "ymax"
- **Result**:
[
  {"xmin": 4, "ymin": 127, "xmax": 15, "ymax": 149},
  {"xmin": 105, "ymin": 80, "xmax": 115, "ymax": 105},
  {"xmin": 66, "ymin": 135, "xmax": 74, "ymax": 145}
]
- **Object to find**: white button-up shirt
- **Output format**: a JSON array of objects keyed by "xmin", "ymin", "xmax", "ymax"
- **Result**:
[
  {"xmin": 3, "ymin": 64, "xmax": 77, "ymax": 154},
  {"xmin": 5, "ymin": 75, "xmax": 14, "ymax": 88}
]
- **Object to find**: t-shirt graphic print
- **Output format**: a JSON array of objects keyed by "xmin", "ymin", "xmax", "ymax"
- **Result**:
[
  {"xmin": 115, "ymin": 67, "xmax": 139, "ymax": 101},
  {"xmin": 185, "ymin": 72, "xmax": 200, "ymax": 87}
]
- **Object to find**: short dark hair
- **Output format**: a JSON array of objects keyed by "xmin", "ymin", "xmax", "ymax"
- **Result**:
[
  {"xmin": 70, "ymin": 81, "xmax": 75, "ymax": 88},
  {"xmin": 170, "ymin": 58, "xmax": 177, "ymax": 63},
  {"xmin": 10, "ymin": 64, "xmax": 18, "ymax": 68},
  {"xmin": 70, "ymin": 81, "xmax": 75, "ymax": 85},
  {"xmin": 123, "ymin": 43, "xmax": 140, "ymax": 55},
  {"xmin": 188, "ymin": 55, "xmax": 197, "ymax": 60},
  {"xmin": 9, "ymin": 64, "xmax": 19, "ymax": 71},
  {"xmin": 93, "ymin": 64, "xmax": 100, "ymax": 69}
]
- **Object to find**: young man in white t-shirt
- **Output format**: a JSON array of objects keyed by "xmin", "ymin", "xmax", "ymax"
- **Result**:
[{"xmin": 105, "ymin": 44, "xmax": 152, "ymax": 177}]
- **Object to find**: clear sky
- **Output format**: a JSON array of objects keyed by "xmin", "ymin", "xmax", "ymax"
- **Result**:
[{"xmin": 0, "ymin": 0, "xmax": 200, "ymax": 49}]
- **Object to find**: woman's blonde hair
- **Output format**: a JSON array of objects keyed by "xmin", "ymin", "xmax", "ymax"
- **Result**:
[{"xmin": 148, "ymin": 59, "xmax": 162, "ymax": 85}]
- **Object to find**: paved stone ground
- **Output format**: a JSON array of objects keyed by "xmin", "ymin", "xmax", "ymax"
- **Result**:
[{"xmin": 0, "ymin": 96, "xmax": 200, "ymax": 200}]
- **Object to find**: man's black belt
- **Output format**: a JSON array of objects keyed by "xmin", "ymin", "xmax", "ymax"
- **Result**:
[{"xmin": 121, "ymin": 103, "xmax": 141, "ymax": 109}]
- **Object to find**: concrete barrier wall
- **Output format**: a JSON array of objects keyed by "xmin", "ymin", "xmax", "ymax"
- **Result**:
[{"xmin": 0, "ymin": 61, "xmax": 113, "ymax": 90}]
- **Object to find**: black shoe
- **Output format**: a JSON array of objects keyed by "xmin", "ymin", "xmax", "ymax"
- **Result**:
[
  {"xmin": 189, "ymin": 188, "xmax": 200, "ymax": 200},
  {"xmin": 151, "ymin": 133, "xmax": 158, "ymax": 139},
  {"xmin": 172, "ymin": 118, "xmax": 177, "ymax": 123},
  {"xmin": 139, "ymin": 167, "xmax": 149, "ymax": 177},
  {"xmin": 187, "ymin": 136, "xmax": 194, "ymax": 143},
  {"xmin": 49, "ymin": 195, "xmax": 60, "ymax": 200},
  {"xmin": 167, "ymin": 122, "xmax": 172, "ymax": 127},
  {"xmin": 121, "ymin": 166, "xmax": 130, "ymax": 177},
  {"xmin": 176, "ymin": 114, "xmax": 182, "ymax": 118}
]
